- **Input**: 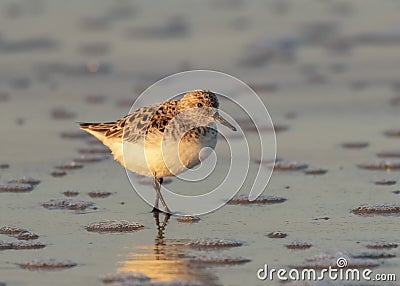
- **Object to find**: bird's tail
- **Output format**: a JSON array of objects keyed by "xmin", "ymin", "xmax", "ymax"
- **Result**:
[
  {"xmin": 78, "ymin": 121, "xmax": 117, "ymax": 142},
  {"xmin": 79, "ymin": 121, "xmax": 115, "ymax": 132}
]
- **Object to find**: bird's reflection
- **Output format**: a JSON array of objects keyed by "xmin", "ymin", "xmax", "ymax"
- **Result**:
[
  {"xmin": 153, "ymin": 211, "xmax": 171, "ymax": 247},
  {"xmin": 118, "ymin": 212, "xmax": 219, "ymax": 285}
]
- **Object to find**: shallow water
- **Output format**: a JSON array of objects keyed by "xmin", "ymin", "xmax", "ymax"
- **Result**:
[{"xmin": 1, "ymin": 1, "xmax": 400, "ymax": 286}]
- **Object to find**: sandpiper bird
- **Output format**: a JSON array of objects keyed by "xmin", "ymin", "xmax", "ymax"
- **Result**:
[{"xmin": 79, "ymin": 90, "xmax": 236, "ymax": 213}]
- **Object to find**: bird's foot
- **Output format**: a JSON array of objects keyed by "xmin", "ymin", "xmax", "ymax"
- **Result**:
[{"xmin": 151, "ymin": 207, "xmax": 172, "ymax": 215}]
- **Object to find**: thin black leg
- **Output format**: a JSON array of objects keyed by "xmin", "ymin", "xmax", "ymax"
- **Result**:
[
  {"xmin": 151, "ymin": 184, "xmax": 160, "ymax": 212},
  {"xmin": 152, "ymin": 177, "xmax": 171, "ymax": 213}
]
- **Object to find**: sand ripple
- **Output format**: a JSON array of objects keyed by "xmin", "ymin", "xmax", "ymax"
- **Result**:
[
  {"xmin": 357, "ymin": 160, "xmax": 400, "ymax": 170},
  {"xmin": 185, "ymin": 239, "xmax": 242, "ymax": 248},
  {"xmin": 273, "ymin": 161, "xmax": 308, "ymax": 171},
  {"xmin": 42, "ymin": 198, "xmax": 94, "ymax": 210},
  {"xmin": 352, "ymin": 204, "xmax": 400, "ymax": 215},
  {"xmin": 19, "ymin": 258, "xmax": 76, "ymax": 270},
  {"xmin": 366, "ymin": 242, "xmax": 398, "ymax": 249},
  {"xmin": 101, "ymin": 272, "xmax": 150, "ymax": 284},
  {"xmin": 228, "ymin": 195, "xmax": 287, "ymax": 205},
  {"xmin": 177, "ymin": 216, "xmax": 201, "ymax": 223},
  {"xmin": 8, "ymin": 177, "xmax": 40, "ymax": 185},
  {"xmin": 85, "ymin": 220, "xmax": 144, "ymax": 233},
  {"xmin": 267, "ymin": 232, "xmax": 287, "ymax": 238},
  {"xmin": 0, "ymin": 183, "xmax": 33, "ymax": 192},
  {"xmin": 286, "ymin": 242, "xmax": 312, "ymax": 249},
  {"xmin": 191, "ymin": 255, "xmax": 250, "ymax": 265}
]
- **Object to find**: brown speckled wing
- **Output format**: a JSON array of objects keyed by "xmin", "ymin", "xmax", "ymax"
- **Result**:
[
  {"xmin": 120, "ymin": 103, "xmax": 161, "ymax": 142},
  {"xmin": 122, "ymin": 102, "xmax": 181, "ymax": 143},
  {"xmin": 80, "ymin": 101, "xmax": 181, "ymax": 143},
  {"xmin": 147, "ymin": 101, "xmax": 179, "ymax": 134}
]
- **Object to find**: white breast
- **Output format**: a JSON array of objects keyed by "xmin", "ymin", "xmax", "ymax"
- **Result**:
[{"xmin": 113, "ymin": 130, "xmax": 217, "ymax": 178}]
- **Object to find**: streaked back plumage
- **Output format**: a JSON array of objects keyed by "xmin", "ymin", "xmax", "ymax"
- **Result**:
[{"xmin": 79, "ymin": 90, "xmax": 220, "ymax": 178}]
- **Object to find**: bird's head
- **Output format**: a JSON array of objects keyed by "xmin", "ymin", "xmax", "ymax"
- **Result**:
[{"xmin": 178, "ymin": 90, "xmax": 236, "ymax": 131}]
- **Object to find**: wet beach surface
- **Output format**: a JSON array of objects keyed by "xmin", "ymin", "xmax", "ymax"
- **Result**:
[{"xmin": 1, "ymin": 1, "xmax": 400, "ymax": 285}]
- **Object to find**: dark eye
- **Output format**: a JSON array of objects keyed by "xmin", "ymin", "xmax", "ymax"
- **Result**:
[{"xmin": 197, "ymin": 103, "xmax": 203, "ymax": 108}]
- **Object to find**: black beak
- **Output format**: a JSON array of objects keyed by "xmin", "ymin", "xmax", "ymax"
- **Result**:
[{"xmin": 213, "ymin": 113, "xmax": 237, "ymax": 131}]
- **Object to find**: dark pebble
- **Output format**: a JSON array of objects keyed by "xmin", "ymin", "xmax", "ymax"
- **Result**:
[
  {"xmin": 351, "ymin": 251, "xmax": 395, "ymax": 259},
  {"xmin": 74, "ymin": 155, "xmax": 107, "ymax": 163},
  {"xmin": 10, "ymin": 241, "xmax": 45, "ymax": 250},
  {"xmin": 85, "ymin": 220, "xmax": 144, "ymax": 233},
  {"xmin": 374, "ymin": 180, "xmax": 396, "ymax": 186},
  {"xmin": 177, "ymin": 216, "xmax": 201, "ymax": 223},
  {"xmin": 63, "ymin": 191, "xmax": 79, "ymax": 197},
  {"xmin": 357, "ymin": 161, "xmax": 400, "ymax": 170},
  {"xmin": 0, "ymin": 241, "xmax": 12, "ymax": 250},
  {"xmin": 78, "ymin": 146, "xmax": 110, "ymax": 154},
  {"xmin": 366, "ymin": 242, "xmax": 398, "ymax": 249},
  {"xmin": 377, "ymin": 149, "xmax": 400, "ymax": 158},
  {"xmin": 384, "ymin": 129, "xmax": 400, "ymax": 137},
  {"xmin": 267, "ymin": 232, "xmax": 287, "ymax": 238},
  {"xmin": 313, "ymin": 217, "xmax": 330, "ymax": 221},
  {"xmin": 8, "ymin": 177, "xmax": 40, "ymax": 185},
  {"xmin": 100, "ymin": 272, "xmax": 150, "ymax": 284},
  {"xmin": 19, "ymin": 258, "xmax": 76, "ymax": 270},
  {"xmin": 0, "ymin": 225, "xmax": 26, "ymax": 234},
  {"xmin": 286, "ymin": 242, "xmax": 312, "ymax": 249},
  {"xmin": 341, "ymin": 142, "xmax": 369, "ymax": 149},
  {"xmin": 228, "ymin": 195, "xmax": 287, "ymax": 205},
  {"xmin": 55, "ymin": 162, "xmax": 83, "ymax": 170},
  {"xmin": 352, "ymin": 204, "xmax": 400, "ymax": 215},
  {"xmin": 185, "ymin": 239, "xmax": 242, "ymax": 249},
  {"xmin": 273, "ymin": 161, "xmax": 308, "ymax": 171},
  {"xmin": 17, "ymin": 231, "xmax": 39, "ymax": 240},
  {"xmin": 0, "ymin": 183, "xmax": 33, "ymax": 193},
  {"xmin": 88, "ymin": 191, "xmax": 112, "ymax": 198},
  {"xmin": 51, "ymin": 170, "xmax": 67, "ymax": 177},
  {"xmin": 304, "ymin": 168, "xmax": 327, "ymax": 175}
]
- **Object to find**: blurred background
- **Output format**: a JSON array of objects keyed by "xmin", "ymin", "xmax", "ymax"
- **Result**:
[
  {"xmin": 1, "ymin": 0, "xmax": 400, "ymax": 161},
  {"xmin": 1, "ymin": 1, "xmax": 400, "ymax": 285}
]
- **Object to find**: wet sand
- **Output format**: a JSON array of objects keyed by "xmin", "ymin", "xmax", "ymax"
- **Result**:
[{"xmin": 1, "ymin": 1, "xmax": 400, "ymax": 285}]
